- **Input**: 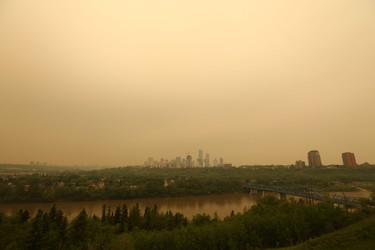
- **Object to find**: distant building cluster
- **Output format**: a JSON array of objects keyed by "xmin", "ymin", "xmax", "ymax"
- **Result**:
[
  {"xmin": 30, "ymin": 161, "xmax": 48, "ymax": 166},
  {"xmin": 144, "ymin": 149, "xmax": 230, "ymax": 168},
  {"xmin": 295, "ymin": 150, "xmax": 364, "ymax": 168}
]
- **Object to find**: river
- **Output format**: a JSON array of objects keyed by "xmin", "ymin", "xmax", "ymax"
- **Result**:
[
  {"xmin": 0, "ymin": 193, "xmax": 256, "ymax": 220},
  {"xmin": 0, "ymin": 190, "xmax": 371, "ymax": 220}
]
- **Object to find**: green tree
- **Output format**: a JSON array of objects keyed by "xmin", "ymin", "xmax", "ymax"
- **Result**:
[
  {"xmin": 69, "ymin": 209, "xmax": 89, "ymax": 249},
  {"xmin": 128, "ymin": 203, "xmax": 141, "ymax": 231}
]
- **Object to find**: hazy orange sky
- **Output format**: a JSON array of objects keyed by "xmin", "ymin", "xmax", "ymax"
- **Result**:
[{"xmin": 1, "ymin": 0, "xmax": 374, "ymax": 166}]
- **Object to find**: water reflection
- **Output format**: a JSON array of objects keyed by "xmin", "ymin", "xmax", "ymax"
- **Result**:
[
  {"xmin": 0, "ymin": 193, "xmax": 256, "ymax": 220},
  {"xmin": 1, "ymin": 190, "xmax": 370, "ymax": 221}
]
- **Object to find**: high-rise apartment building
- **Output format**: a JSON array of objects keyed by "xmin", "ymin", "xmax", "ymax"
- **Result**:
[
  {"xmin": 198, "ymin": 149, "xmax": 204, "ymax": 167},
  {"xmin": 213, "ymin": 159, "xmax": 218, "ymax": 167},
  {"xmin": 204, "ymin": 153, "xmax": 210, "ymax": 167},
  {"xmin": 307, "ymin": 150, "xmax": 322, "ymax": 167},
  {"xmin": 175, "ymin": 157, "xmax": 181, "ymax": 168},
  {"xmin": 219, "ymin": 157, "xmax": 224, "ymax": 167},
  {"xmin": 295, "ymin": 160, "xmax": 306, "ymax": 168},
  {"xmin": 146, "ymin": 157, "xmax": 154, "ymax": 167},
  {"xmin": 186, "ymin": 154, "xmax": 193, "ymax": 168},
  {"xmin": 342, "ymin": 152, "xmax": 357, "ymax": 167}
]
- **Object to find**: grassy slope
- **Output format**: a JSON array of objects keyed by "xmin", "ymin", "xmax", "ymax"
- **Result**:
[{"xmin": 279, "ymin": 217, "xmax": 375, "ymax": 250}]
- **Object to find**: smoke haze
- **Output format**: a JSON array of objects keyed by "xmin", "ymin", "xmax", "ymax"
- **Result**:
[{"xmin": 1, "ymin": 0, "xmax": 374, "ymax": 165}]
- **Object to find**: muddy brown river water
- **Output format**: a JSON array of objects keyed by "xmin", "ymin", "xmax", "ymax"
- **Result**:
[{"xmin": 0, "ymin": 190, "xmax": 371, "ymax": 220}]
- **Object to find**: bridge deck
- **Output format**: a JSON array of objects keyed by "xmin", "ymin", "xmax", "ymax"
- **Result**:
[{"xmin": 244, "ymin": 183, "xmax": 360, "ymax": 208}]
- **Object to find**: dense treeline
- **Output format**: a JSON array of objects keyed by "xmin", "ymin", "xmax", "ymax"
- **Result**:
[
  {"xmin": 124, "ymin": 197, "xmax": 367, "ymax": 250},
  {"xmin": 1, "ymin": 166, "xmax": 375, "ymax": 202},
  {"xmin": 1, "ymin": 196, "xmax": 373, "ymax": 249},
  {"xmin": 0, "ymin": 203, "xmax": 187, "ymax": 249}
]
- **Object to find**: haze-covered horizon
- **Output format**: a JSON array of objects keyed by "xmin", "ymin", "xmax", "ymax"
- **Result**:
[{"xmin": 1, "ymin": 0, "xmax": 374, "ymax": 166}]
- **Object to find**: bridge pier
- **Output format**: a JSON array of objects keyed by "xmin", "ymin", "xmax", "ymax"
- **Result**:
[
  {"xmin": 257, "ymin": 189, "xmax": 264, "ymax": 197},
  {"xmin": 279, "ymin": 192, "xmax": 287, "ymax": 201}
]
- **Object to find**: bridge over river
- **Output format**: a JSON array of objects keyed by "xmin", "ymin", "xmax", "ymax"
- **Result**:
[{"xmin": 243, "ymin": 183, "xmax": 361, "ymax": 208}]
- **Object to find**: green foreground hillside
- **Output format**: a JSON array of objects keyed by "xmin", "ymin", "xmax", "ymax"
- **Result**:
[{"xmin": 281, "ymin": 216, "xmax": 375, "ymax": 250}]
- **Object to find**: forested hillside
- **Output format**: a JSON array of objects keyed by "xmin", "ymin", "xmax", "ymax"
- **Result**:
[{"xmin": 1, "ymin": 166, "xmax": 374, "ymax": 202}]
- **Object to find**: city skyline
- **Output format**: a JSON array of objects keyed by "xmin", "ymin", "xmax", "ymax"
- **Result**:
[
  {"xmin": 1, "ymin": 1, "xmax": 374, "ymax": 166},
  {"xmin": 144, "ymin": 149, "xmax": 370, "ymax": 168},
  {"xmin": 143, "ymin": 149, "xmax": 224, "ymax": 168},
  {"xmin": 1, "ymin": 147, "xmax": 371, "ymax": 167}
]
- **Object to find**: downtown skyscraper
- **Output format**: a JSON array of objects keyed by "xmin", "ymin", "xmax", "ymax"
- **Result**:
[{"xmin": 198, "ymin": 149, "xmax": 204, "ymax": 167}]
